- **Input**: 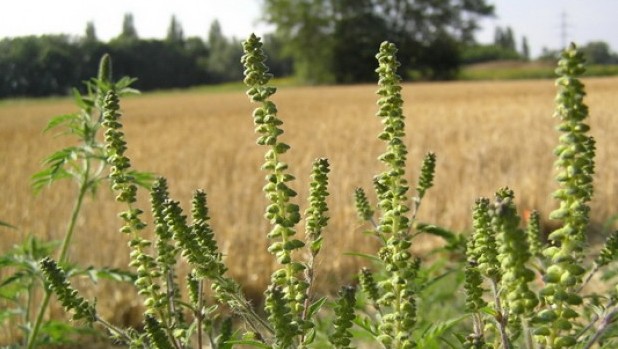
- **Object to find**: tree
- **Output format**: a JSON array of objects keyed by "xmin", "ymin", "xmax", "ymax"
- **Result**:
[
  {"xmin": 85, "ymin": 22, "xmax": 97, "ymax": 43},
  {"xmin": 262, "ymin": 0, "xmax": 494, "ymax": 82},
  {"xmin": 494, "ymin": 26, "xmax": 515, "ymax": 51},
  {"xmin": 521, "ymin": 36, "xmax": 530, "ymax": 60},
  {"xmin": 262, "ymin": 0, "xmax": 335, "ymax": 83},
  {"xmin": 206, "ymin": 20, "xmax": 243, "ymax": 82},
  {"xmin": 331, "ymin": 0, "xmax": 390, "ymax": 83},
  {"xmin": 119, "ymin": 13, "xmax": 138, "ymax": 41},
  {"xmin": 581, "ymin": 41, "xmax": 618, "ymax": 64},
  {"xmin": 166, "ymin": 15, "xmax": 184, "ymax": 45}
]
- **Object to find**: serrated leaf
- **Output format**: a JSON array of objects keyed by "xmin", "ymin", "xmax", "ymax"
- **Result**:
[
  {"xmin": 415, "ymin": 314, "xmax": 469, "ymax": 348},
  {"xmin": 44, "ymin": 113, "xmax": 80, "ymax": 132},
  {"xmin": 127, "ymin": 170, "xmax": 156, "ymax": 189}
]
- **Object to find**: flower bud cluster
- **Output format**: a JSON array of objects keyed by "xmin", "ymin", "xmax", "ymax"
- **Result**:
[
  {"xmin": 144, "ymin": 314, "xmax": 174, "ymax": 349},
  {"xmin": 490, "ymin": 188, "xmax": 538, "ymax": 315},
  {"xmin": 264, "ymin": 285, "xmax": 300, "ymax": 349},
  {"xmin": 538, "ymin": 44, "xmax": 594, "ymax": 348},
  {"xmin": 305, "ymin": 158, "xmax": 330, "ymax": 256},
  {"xmin": 359, "ymin": 267, "xmax": 381, "ymax": 308},
  {"xmin": 525, "ymin": 209, "xmax": 543, "ymax": 258},
  {"xmin": 596, "ymin": 231, "xmax": 618, "ymax": 267},
  {"xmin": 354, "ymin": 187, "xmax": 375, "ymax": 222},
  {"xmin": 372, "ymin": 41, "xmax": 417, "ymax": 349},
  {"xmin": 469, "ymin": 198, "xmax": 500, "ymax": 280},
  {"xmin": 102, "ymin": 91, "xmax": 137, "ymax": 204},
  {"xmin": 40, "ymin": 257, "xmax": 96, "ymax": 323},
  {"xmin": 101, "ymin": 89, "xmax": 163, "ymax": 316},
  {"xmin": 416, "ymin": 152, "xmax": 436, "ymax": 200},
  {"xmin": 329, "ymin": 285, "xmax": 357, "ymax": 349},
  {"xmin": 242, "ymin": 33, "xmax": 311, "ymax": 342}
]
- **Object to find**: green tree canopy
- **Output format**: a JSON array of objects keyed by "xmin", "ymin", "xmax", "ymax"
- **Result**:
[{"xmin": 262, "ymin": 0, "xmax": 494, "ymax": 83}]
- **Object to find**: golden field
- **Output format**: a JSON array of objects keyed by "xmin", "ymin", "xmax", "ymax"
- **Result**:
[{"xmin": 1, "ymin": 77, "xmax": 618, "ymax": 333}]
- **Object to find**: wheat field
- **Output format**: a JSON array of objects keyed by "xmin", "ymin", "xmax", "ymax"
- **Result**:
[{"xmin": 1, "ymin": 77, "xmax": 618, "ymax": 330}]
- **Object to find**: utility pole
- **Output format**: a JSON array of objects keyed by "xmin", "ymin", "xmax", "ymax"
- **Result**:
[{"xmin": 560, "ymin": 11, "xmax": 570, "ymax": 49}]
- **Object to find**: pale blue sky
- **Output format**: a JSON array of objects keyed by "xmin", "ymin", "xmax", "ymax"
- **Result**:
[{"xmin": 1, "ymin": 0, "xmax": 616, "ymax": 58}]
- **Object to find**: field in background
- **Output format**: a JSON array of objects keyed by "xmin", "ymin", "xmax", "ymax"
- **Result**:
[
  {"xmin": 460, "ymin": 60, "xmax": 618, "ymax": 80},
  {"xmin": 1, "ymin": 77, "xmax": 618, "ymax": 329}
]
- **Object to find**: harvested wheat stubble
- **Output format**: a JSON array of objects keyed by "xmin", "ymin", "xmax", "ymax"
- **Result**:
[{"xmin": 1, "ymin": 77, "xmax": 617, "ymax": 322}]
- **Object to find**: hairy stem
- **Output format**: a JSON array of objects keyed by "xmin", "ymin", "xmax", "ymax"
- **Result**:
[
  {"xmin": 27, "ymin": 167, "xmax": 90, "ymax": 349},
  {"xmin": 490, "ymin": 279, "xmax": 510, "ymax": 349}
]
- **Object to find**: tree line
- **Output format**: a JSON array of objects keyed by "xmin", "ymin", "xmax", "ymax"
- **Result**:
[
  {"xmin": 2, "ymin": 1, "xmax": 617, "ymax": 98},
  {"xmin": 0, "ymin": 14, "xmax": 292, "ymax": 98}
]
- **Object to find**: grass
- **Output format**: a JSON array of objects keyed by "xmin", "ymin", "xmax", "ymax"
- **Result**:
[
  {"xmin": 460, "ymin": 60, "xmax": 618, "ymax": 80},
  {"xmin": 2, "ymin": 75, "xmax": 618, "ymax": 335}
]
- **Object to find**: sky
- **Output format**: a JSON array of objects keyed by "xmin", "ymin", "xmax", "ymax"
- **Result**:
[{"xmin": 0, "ymin": 0, "xmax": 616, "ymax": 59}]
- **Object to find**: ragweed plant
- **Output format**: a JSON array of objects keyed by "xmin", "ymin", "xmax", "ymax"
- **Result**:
[
  {"xmin": 353, "ymin": 42, "xmax": 457, "ymax": 349},
  {"xmin": 7, "ymin": 54, "xmax": 146, "ymax": 349},
  {"xmin": 241, "ymin": 33, "xmax": 332, "ymax": 348},
  {"xmin": 535, "ymin": 44, "xmax": 596, "ymax": 348},
  {"xmin": 29, "ymin": 37, "xmax": 618, "ymax": 349},
  {"xmin": 462, "ymin": 43, "xmax": 618, "ymax": 349}
]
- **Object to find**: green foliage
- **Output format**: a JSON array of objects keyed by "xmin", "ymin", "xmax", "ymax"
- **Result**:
[{"xmin": 262, "ymin": 0, "xmax": 494, "ymax": 83}]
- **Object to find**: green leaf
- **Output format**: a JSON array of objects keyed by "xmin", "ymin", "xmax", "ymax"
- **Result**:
[
  {"xmin": 353, "ymin": 316, "xmax": 378, "ymax": 337},
  {"xmin": 127, "ymin": 170, "xmax": 156, "ymax": 189},
  {"xmin": 307, "ymin": 296, "xmax": 327, "ymax": 318},
  {"xmin": 90, "ymin": 267, "xmax": 137, "ymax": 283},
  {"xmin": 415, "ymin": 222, "xmax": 456, "ymax": 241},
  {"xmin": 479, "ymin": 306, "xmax": 498, "ymax": 317},
  {"xmin": 0, "ymin": 220, "xmax": 16, "ymax": 230},
  {"xmin": 32, "ymin": 147, "xmax": 81, "ymax": 192},
  {"xmin": 44, "ymin": 113, "xmax": 80, "ymax": 133},
  {"xmin": 415, "ymin": 314, "xmax": 469, "ymax": 348},
  {"xmin": 225, "ymin": 340, "xmax": 271, "ymax": 348},
  {"xmin": 343, "ymin": 251, "xmax": 382, "ymax": 263}
]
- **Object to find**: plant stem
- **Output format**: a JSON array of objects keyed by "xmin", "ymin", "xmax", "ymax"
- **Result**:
[
  {"xmin": 197, "ymin": 279, "xmax": 203, "ymax": 349},
  {"xmin": 581, "ymin": 308, "xmax": 618, "ymax": 349},
  {"xmin": 27, "ymin": 168, "xmax": 90, "ymax": 349},
  {"xmin": 490, "ymin": 279, "xmax": 511, "ymax": 349}
]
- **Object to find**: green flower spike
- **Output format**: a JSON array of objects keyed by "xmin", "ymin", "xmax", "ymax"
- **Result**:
[
  {"xmin": 596, "ymin": 231, "xmax": 618, "ymax": 267},
  {"xmin": 190, "ymin": 190, "xmax": 227, "ymax": 279},
  {"xmin": 416, "ymin": 152, "xmax": 436, "ymax": 201},
  {"xmin": 464, "ymin": 238, "xmax": 487, "ymax": 313},
  {"xmin": 265, "ymin": 285, "xmax": 300, "ymax": 349},
  {"xmin": 354, "ymin": 187, "xmax": 375, "ymax": 223},
  {"xmin": 359, "ymin": 267, "xmax": 381, "ymax": 311},
  {"xmin": 242, "ymin": 33, "xmax": 309, "ymax": 338},
  {"xmin": 372, "ymin": 41, "xmax": 416, "ymax": 349},
  {"xmin": 40, "ymin": 257, "xmax": 96, "ymax": 323},
  {"xmin": 329, "ymin": 285, "xmax": 357, "ymax": 349},
  {"xmin": 491, "ymin": 188, "xmax": 538, "ymax": 316},
  {"xmin": 151, "ymin": 178, "xmax": 177, "ymax": 269},
  {"xmin": 470, "ymin": 198, "xmax": 500, "ymax": 281},
  {"xmin": 305, "ymin": 158, "xmax": 330, "ymax": 256},
  {"xmin": 144, "ymin": 314, "xmax": 175, "ymax": 349},
  {"xmin": 538, "ymin": 43, "xmax": 594, "ymax": 349},
  {"xmin": 525, "ymin": 209, "xmax": 543, "ymax": 258},
  {"xmin": 102, "ymin": 90, "xmax": 137, "ymax": 204}
]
